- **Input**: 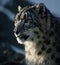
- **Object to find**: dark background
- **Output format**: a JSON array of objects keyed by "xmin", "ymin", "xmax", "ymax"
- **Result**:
[{"xmin": 0, "ymin": 0, "xmax": 32, "ymax": 65}]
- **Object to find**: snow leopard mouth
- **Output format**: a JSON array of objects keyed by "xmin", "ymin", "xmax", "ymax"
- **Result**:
[
  {"xmin": 14, "ymin": 33, "xmax": 29, "ymax": 44},
  {"xmin": 19, "ymin": 34, "xmax": 29, "ymax": 40}
]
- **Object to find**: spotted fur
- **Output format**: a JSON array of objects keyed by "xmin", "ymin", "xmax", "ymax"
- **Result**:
[{"xmin": 14, "ymin": 3, "xmax": 60, "ymax": 65}]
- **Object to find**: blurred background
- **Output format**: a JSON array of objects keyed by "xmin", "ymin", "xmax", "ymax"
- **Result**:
[
  {"xmin": 0, "ymin": 0, "xmax": 60, "ymax": 65},
  {"xmin": 0, "ymin": 0, "xmax": 32, "ymax": 65}
]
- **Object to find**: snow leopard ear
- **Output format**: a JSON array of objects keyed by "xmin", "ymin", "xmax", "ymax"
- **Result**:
[
  {"xmin": 35, "ymin": 3, "xmax": 51, "ymax": 32},
  {"xmin": 18, "ymin": 6, "xmax": 22, "ymax": 12},
  {"xmin": 35, "ymin": 3, "xmax": 46, "ymax": 17}
]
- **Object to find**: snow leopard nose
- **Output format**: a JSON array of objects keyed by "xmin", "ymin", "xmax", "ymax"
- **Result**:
[
  {"xmin": 14, "ymin": 26, "xmax": 21, "ymax": 35},
  {"xmin": 14, "ymin": 28, "xmax": 19, "ymax": 35},
  {"xmin": 14, "ymin": 23, "xmax": 24, "ymax": 35}
]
